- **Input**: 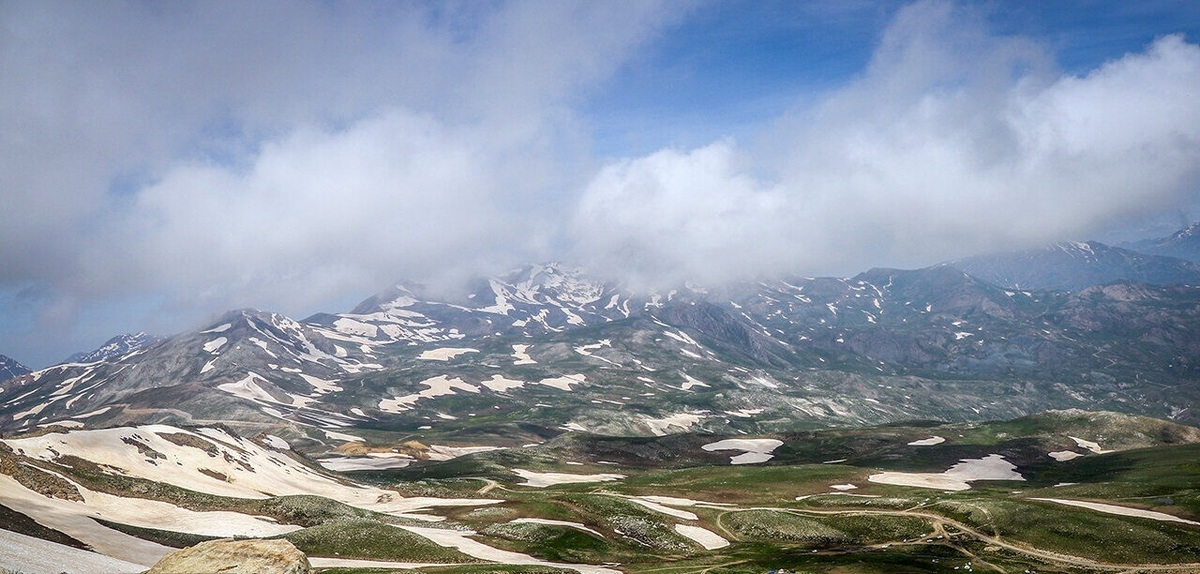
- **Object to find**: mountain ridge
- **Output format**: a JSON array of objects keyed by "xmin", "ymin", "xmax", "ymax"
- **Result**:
[{"xmin": 4, "ymin": 261, "xmax": 1199, "ymax": 438}]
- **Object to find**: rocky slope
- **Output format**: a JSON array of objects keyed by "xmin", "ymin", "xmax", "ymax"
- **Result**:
[{"xmin": 0, "ymin": 354, "xmax": 29, "ymax": 382}]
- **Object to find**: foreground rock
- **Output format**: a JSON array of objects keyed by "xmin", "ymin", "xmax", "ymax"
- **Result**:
[{"xmin": 145, "ymin": 539, "xmax": 310, "ymax": 574}]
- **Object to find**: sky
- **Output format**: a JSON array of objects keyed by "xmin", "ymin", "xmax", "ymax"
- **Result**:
[{"xmin": 3, "ymin": 0, "xmax": 1200, "ymax": 368}]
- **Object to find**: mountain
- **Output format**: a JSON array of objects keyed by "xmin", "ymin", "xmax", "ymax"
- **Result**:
[
  {"xmin": 64, "ymin": 332, "xmax": 161, "ymax": 364},
  {"xmin": 949, "ymin": 240, "xmax": 1200, "ymax": 291},
  {"xmin": 4, "ymin": 263, "xmax": 1200, "ymax": 438},
  {"xmin": 1124, "ymin": 220, "xmax": 1200, "ymax": 263},
  {"xmin": 0, "ymin": 354, "xmax": 30, "ymax": 381}
]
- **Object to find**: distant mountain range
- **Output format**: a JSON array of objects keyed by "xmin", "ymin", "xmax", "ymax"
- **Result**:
[
  {"xmin": 3, "ymin": 222, "xmax": 1199, "ymax": 439},
  {"xmin": 1123, "ymin": 220, "xmax": 1200, "ymax": 263},
  {"xmin": 949, "ymin": 240, "xmax": 1200, "ymax": 291}
]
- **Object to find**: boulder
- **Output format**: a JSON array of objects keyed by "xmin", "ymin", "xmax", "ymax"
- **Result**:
[{"xmin": 144, "ymin": 538, "xmax": 310, "ymax": 574}]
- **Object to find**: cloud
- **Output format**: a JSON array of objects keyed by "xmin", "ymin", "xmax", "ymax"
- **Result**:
[
  {"xmin": 0, "ymin": 1, "xmax": 677, "ymax": 365},
  {"xmin": 98, "ymin": 109, "xmax": 556, "ymax": 312},
  {"xmin": 574, "ymin": 0, "xmax": 1200, "ymax": 282}
]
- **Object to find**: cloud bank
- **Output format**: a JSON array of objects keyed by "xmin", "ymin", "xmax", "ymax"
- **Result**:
[
  {"xmin": 0, "ymin": 0, "xmax": 678, "ymax": 364},
  {"xmin": 575, "ymin": 1, "xmax": 1200, "ymax": 282}
]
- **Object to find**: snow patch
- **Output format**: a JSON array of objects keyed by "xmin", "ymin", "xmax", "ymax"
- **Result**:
[
  {"xmin": 868, "ymin": 454, "xmax": 1024, "ymax": 491},
  {"xmin": 319, "ymin": 457, "xmax": 411, "ymax": 471},
  {"xmin": 1032, "ymin": 498, "xmax": 1200, "ymax": 525},
  {"xmin": 538, "ymin": 374, "xmax": 586, "ymax": 391},
  {"xmin": 907, "ymin": 436, "xmax": 946, "ymax": 446},
  {"xmin": 202, "ymin": 337, "xmax": 227, "ymax": 353},
  {"xmin": 674, "ymin": 524, "xmax": 730, "ymax": 550},
  {"xmin": 513, "ymin": 469, "xmax": 625, "ymax": 488},
  {"xmin": 511, "ymin": 344, "xmax": 536, "ymax": 365},
  {"xmin": 702, "ymin": 438, "xmax": 784, "ymax": 465},
  {"xmin": 418, "ymin": 347, "xmax": 478, "ymax": 361},
  {"xmin": 643, "ymin": 413, "xmax": 702, "ymax": 436},
  {"xmin": 481, "ymin": 375, "xmax": 525, "ymax": 392}
]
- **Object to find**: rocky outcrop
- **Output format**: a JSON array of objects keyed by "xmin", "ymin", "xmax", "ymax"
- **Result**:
[{"xmin": 144, "ymin": 538, "xmax": 310, "ymax": 574}]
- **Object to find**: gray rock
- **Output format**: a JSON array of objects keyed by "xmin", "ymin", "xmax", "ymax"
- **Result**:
[{"xmin": 144, "ymin": 538, "xmax": 310, "ymax": 574}]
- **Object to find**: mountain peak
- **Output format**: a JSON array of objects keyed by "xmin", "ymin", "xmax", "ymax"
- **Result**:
[
  {"xmin": 1122, "ymin": 220, "xmax": 1200, "ymax": 264},
  {"xmin": 951, "ymin": 239, "xmax": 1200, "ymax": 291},
  {"xmin": 0, "ymin": 353, "xmax": 30, "ymax": 381},
  {"xmin": 64, "ymin": 332, "xmax": 161, "ymax": 365}
]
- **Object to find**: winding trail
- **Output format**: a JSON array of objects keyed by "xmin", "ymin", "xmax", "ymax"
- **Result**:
[{"xmin": 716, "ymin": 505, "xmax": 1200, "ymax": 572}]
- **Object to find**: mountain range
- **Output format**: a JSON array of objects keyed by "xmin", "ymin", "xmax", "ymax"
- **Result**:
[
  {"xmin": 3, "ymin": 222, "xmax": 1200, "ymax": 573},
  {"xmin": 3, "ymin": 239, "xmax": 1200, "ymax": 443},
  {"xmin": 1123, "ymin": 220, "xmax": 1200, "ymax": 263}
]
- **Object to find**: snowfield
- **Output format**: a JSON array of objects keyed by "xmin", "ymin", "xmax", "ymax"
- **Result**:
[
  {"xmin": 0, "ymin": 528, "xmax": 147, "ymax": 574},
  {"xmin": 512, "ymin": 469, "xmax": 625, "ymax": 487}
]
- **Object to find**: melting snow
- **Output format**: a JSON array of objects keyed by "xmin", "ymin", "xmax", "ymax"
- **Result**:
[
  {"xmin": 318, "ymin": 456, "xmax": 411, "ymax": 471},
  {"xmin": 1030, "ymin": 498, "xmax": 1200, "ymax": 525},
  {"xmin": 1070, "ymin": 436, "xmax": 1109, "ymax": 453},
  {"xmin": 908, "ymin": 436, "xmax": 946, "ymax": 446},
  {"xmin": 418, "ymin": 347, "xmax": 478, "ymax": 361},
  {"xmin": 681, "ymin": 374, "xmax": 710, "ymax": 390},
  {"xmin": 513, "ymin": 469, "xmax": 625, "ymax": 488},
  {"xmin": 868, "ymin": 454, "xmax": 1024, "ymax": 491},
  {"xmin": 262, "ymin": 435, "xmax": 290, "ymax": 450},
  {"xmin": 481, "ymin": 375, "xmax": 526, "ymax": 392},
  {"xmin": 323, "ymin": 429, "xmax": 365, "ymax": 442},
  {"xmin": 202, "ymin": 337, "xmax": 227, "ymax": 353},
  {"xmin": 426, "ymin": 445, "xmax": 504, "ymax": 461},
  {"xmin": 644, "ymin": 413, "xmax": 703, "ymax": 436},
  {"xmin": 538, "ymin": 374, "xmax": 586, "ymax": 391},
  {"xmin": 333, "ymin": 317, "xmax": 379, "ymax": 338},
  {"xmin": 726, "ymin": 408, "xmax": 764, "ymax": 418},
  {"xmin": 511, "ymin": 344, "xmax": 536, "ymax": 365},
  {"xmin": 512, "ymin": 518, "xmax": 604, "ymax": 538},
  {"xmin": 1049, "ymin": 451, "xmax": 1083, "ymax": 461},
  {"xmin": 674, "ymin": 524, "xmax": 730, "ymax": 550},
  {"xmin": 702, "ymin": 438, "xmax": 784, "ymax": 465},
  {"xmin": 379, "ymin": 376, "xmax": 481, "ymax": 412}
]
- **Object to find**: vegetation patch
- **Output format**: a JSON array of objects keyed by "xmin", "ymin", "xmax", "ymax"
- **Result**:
[
  {"xmin": 91, "ymin": 517, "xmax": 218, "ymax": 548},
  {"xmin": 158, "ymin": 432, "xmax": 221, "ymax": 457},
  {"xmin": 278, "ymin": 519, "xmax": 483, "ymax": 562},
  {"xmin": 722, "ymin": 509, "xmax": 928, "ymax": 547}
]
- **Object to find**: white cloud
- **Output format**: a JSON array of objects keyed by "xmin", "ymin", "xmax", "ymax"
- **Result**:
[
  {"xmin": 0, "ymin": 1, "xmax": 677, "ymax": 365},
  {"xmin": 575, "ymin": 0, "xmax": 1200, "ymax": 282}
]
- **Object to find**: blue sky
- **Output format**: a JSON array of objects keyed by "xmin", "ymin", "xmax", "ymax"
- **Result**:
[{"xmin": 2, "ymin": 0, "xmax": 1200, "ymax": 367}]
